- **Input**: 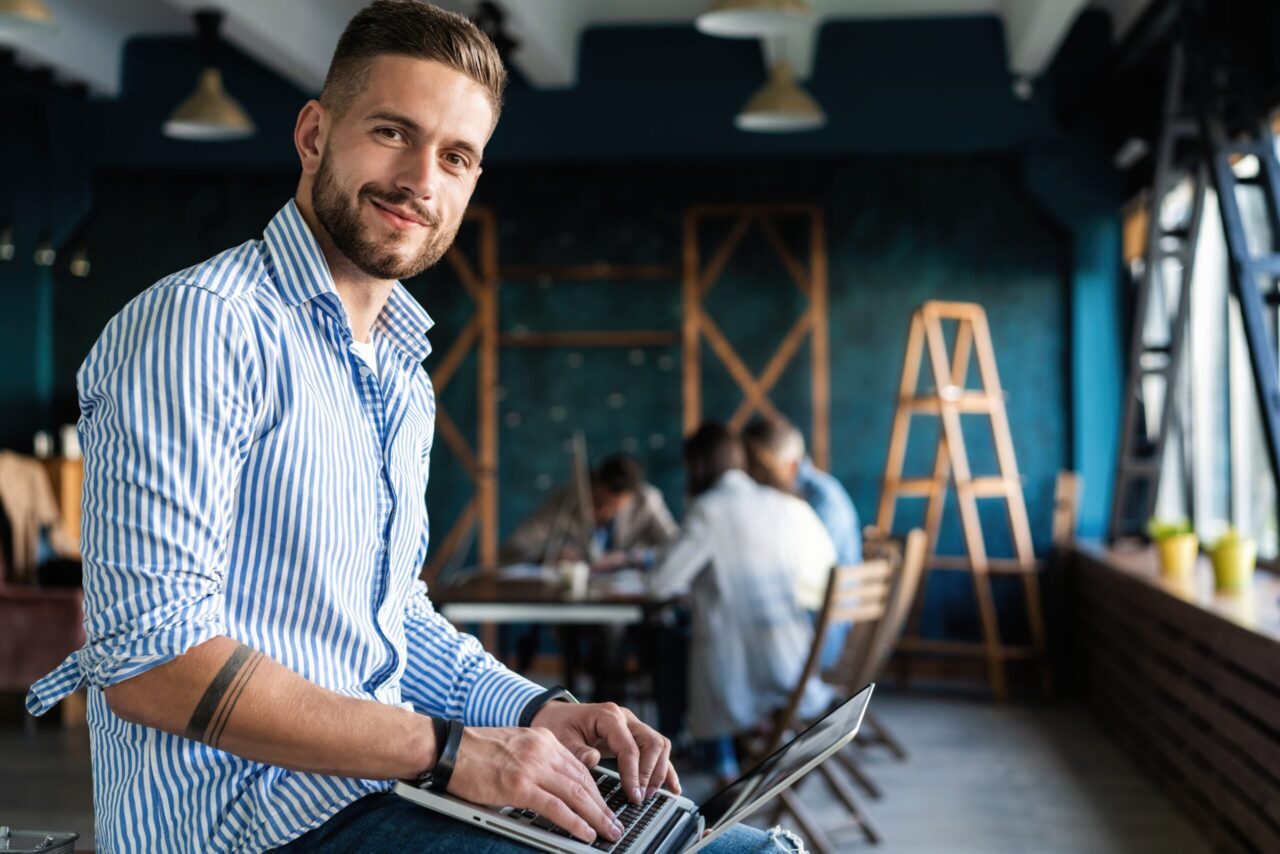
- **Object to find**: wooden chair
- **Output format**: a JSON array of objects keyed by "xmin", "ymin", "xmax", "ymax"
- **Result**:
[
  {"xmin": 839, "ymin": 529, "xmax": 927, "ymax": 768},
  {"xmin": 746, "ymin": 528, "xmax": 927, "ymax": 851}
]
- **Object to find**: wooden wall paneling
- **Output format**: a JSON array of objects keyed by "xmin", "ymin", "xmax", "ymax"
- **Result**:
[
  {"xmin": 681, "ymin": 204, "xmax": 830, "ymax": 467},
  {"xmin": 424, "ymin": 207, "xmax": 500, "ymax": 584},
  {"xmin": 1074, "ymin": 550, "xmax": 1280, "ymax": 852}
]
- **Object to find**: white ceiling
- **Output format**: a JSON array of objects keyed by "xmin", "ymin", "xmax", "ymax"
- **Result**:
[{"xmin": 1, "ymin": 0, "xmax": 1154, "ymax": 97}]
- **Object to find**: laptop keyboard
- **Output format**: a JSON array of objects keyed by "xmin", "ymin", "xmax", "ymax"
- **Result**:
[{"xmin": 505, "ymin": 771, "xmax": 665, "ymax": 852}]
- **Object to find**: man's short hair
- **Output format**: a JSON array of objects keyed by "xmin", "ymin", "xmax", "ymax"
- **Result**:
[
  {"xmin": 741, "ymin": 415, "xmax": 805, "ymax": 463},
  {"xmin": 322, "ymin": 0, "xmax": 507, "ymax": 123},
  {"xmin": 741, "ymin": 415, "xmax": 805, "ymax": 491},
  {"xmin": 591, "ymin": 455, "xmax": 644, "ymax": 496},
  {"xmin": 683, "ymin": 422, "xmax": 745, "ymax": 498}
]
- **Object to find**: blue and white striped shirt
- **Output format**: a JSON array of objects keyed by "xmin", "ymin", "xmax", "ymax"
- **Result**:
[{"xmin": 26, "ymin": 201, "xmax": 543, "ymax": 853}]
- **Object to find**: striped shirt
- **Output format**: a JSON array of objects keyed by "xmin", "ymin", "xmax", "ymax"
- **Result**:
[{"xmin": 26, "ymin": 200, "xmax": 543, "ymax": 853}]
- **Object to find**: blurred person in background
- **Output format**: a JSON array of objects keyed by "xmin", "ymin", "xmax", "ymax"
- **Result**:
[
  {"xmin": 648, "ymin": 422, "xmax": 835, "ymax": 784},
  {"xmin": 743, "ymin": 415, "xmax": 861, "ymax": 667}
]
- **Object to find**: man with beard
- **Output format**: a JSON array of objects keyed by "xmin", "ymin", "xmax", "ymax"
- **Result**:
[{"xmin": 26, "ymin": 3, "xmax": 780, "ymax": 851}]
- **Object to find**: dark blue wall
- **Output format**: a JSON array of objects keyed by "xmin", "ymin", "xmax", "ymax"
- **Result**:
[{"xmin": 0, "ymin": 63, "xmax": 92, "ymax": 450}]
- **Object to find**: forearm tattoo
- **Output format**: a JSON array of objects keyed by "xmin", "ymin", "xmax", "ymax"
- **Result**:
[{"xmin": 185, "ymin": 643, "xmax": 264, "ymax": 749}]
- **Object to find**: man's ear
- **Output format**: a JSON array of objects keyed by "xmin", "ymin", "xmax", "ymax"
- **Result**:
[{"xmin": 295, "ymin": 100, "xmax": 327, "ymax": 176}]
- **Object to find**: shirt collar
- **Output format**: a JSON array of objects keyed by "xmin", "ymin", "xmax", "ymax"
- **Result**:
[
  {"xmin": 719, "ymin": 469, "xmax": 754, "ymax": 490},
  {"xmin": 264, "ymin": 199, "xmax": 434, "ymax": 362}
]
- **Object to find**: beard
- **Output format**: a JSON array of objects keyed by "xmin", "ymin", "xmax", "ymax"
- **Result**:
[{"xmin": 311, "ymin": 147, "xmax": 461, "ymax": 281}]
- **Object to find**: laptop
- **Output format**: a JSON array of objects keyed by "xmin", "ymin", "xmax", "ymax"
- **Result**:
[
  {"xmin": 541, "ymin": 429, "xmax": 598, "ymax": 566},
  {"xmin": 394, "ymin": 684, "xmax": 874, "ymax": 853}
]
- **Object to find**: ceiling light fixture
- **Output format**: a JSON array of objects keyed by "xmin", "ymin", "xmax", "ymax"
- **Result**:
[
  {"xmin": 735, "ymin": 61, "xmax": 826, "ymax": 133},
  {"xmin": 696, "ymin": 0, "xmax": 812, "ymax": 39},
  {"xmin": 163, "ymin": 11, "xmax": 254, "ymax": 141},
  {"xmin": 0, "ymin": 0, "xmax": 55, "ymax": 31}
]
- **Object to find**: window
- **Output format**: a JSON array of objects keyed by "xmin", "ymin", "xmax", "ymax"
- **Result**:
[{"xmin": 1159, "ymin": 161, "xmax": 1280, "ymax": 558}]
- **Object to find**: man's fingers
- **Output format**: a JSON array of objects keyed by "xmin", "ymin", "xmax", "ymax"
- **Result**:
[
  {"xmin": 539, "ymin": 765, "xmax": 623, "ymax": 844},
  {"xmin": 632, "ymin": 728, "xmax": 662, "ymax": 797},
  {"xmin": 552, "ymin": 730, "xmax": 601, "ymax": 771},
  {"xmin": 635, "ymin": 729, "xmax": 674, "ymax": 798},
  {"xmin": 527, "ymin": 789, "xmax": 602, "ymax": 845},
  {"xmin": 551, "ymin": 751, "xmax": 611, "ymax": 816},
  {"xmin": 664, "ymin": 761, "xmax": 682, "ymax": 795},
  {"xmin": 592, "ymin": 704, "xmax": 642, "ymax": 802}
]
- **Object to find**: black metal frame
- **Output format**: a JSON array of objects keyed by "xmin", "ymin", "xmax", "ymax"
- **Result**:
[
  {"xmin": 1110, "ymin": 45, "xmax": 1204, "ymax": 540},
  {"xmin": 1111, "ymin": 3, "xmax": 1280, "ymax": 541}
]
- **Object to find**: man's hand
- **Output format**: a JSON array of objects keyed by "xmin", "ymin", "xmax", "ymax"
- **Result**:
[
  {"xmin": 532, "ymin": 701, "xmax": 680, "ymax": 804},
  {"xmin": 448, "ymin": 726, "xmax": 624, "ymax": 845}
]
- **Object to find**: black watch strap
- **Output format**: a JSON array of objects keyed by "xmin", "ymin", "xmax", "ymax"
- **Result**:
[
  {"xmin": 518, "ymin": 685, "xmax": 579, "ymax": 728},
  {"xmin": 426, "ymin": 717, "xmax": 464, "ymax": 792}
]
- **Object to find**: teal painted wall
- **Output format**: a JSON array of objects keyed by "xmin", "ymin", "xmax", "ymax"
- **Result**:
[
  {"xmin": 51, "ymin": 153, "xmax": 1068, "ymax": 641},
  {"xmin": 0, "ymin": 67, "xmax": 92, "ymax": 450},
  {"xmin": 7, "ymin": 10, "xmax": 1126, "ymax": 642}
]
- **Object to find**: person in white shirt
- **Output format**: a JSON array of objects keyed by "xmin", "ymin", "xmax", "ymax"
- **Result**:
[{"xmin": 648, "ymin": 422, "xmax": 836, "ymax": 781}]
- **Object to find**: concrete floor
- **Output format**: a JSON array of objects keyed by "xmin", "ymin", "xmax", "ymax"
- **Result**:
[{"xmin": 0, "ymin": 690, "xmax": 1207, "ymax": 853}]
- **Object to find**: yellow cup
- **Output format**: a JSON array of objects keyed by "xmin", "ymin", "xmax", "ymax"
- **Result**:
[
  {"xmin": 1156, "ymin": 533, "xmax": 1199, "ymax": 581},
  {"xmin": 1210, "ymin": 538, "xmax": 1256, "ymax": 593}
]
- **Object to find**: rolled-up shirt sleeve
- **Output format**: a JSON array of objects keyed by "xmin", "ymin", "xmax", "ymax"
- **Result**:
[
  {"xmin": 400, "ymin": 580, "xmax": 543, "ymax": 726},
  {"xmin": 27, "ymin": 281, "xmax": 260, "ymax": 715}
]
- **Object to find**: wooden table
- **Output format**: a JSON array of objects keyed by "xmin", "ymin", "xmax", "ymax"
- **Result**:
[
  {"xmin": 432, "ymin": 573, "xmax": 662, "ymax": 699},
  {"xmin": 433, "ymin": 574, "xmax": 648, "ymax": 626},
  {"xmin": 1072, "ymin": 544, "xmax": 1280, "ymax": 852}
]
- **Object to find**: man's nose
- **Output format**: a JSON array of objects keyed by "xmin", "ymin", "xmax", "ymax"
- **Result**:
[{"xmin": 396, "ymin": 149, "xmax": 438, "ymax": 201}]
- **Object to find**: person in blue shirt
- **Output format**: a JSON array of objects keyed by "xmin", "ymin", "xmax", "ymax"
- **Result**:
[{"xmin": 742, "ymin": 416, "xmax": 862, "ymax": 668}]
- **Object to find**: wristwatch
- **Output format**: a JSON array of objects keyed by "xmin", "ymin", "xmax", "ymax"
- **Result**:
[
  {"xmin": 518, "ymin": 685, "xmax": 580, "ymax": 728},
  {"xmin": 424, "ymin": 716, "xmax": 465, "ymax": 792}
]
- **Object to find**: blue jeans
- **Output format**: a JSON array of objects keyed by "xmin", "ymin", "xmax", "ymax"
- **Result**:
[{"xmin": 275, "ymin": 791, "xmax": 801, "ymax": 853}]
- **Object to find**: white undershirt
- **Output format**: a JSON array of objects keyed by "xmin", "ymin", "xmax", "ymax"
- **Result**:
[{"xmin": 350, "ymin": 338, "xmax": 378, "ymax": 379}]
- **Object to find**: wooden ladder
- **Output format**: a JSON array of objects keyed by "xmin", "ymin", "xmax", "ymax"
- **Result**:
[{"xmin": 875, "ymin": 301, "xmax": 1046, "ymax": 701}]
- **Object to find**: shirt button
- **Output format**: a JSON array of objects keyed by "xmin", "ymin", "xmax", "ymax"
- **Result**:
[{"xmin": 359, "ymin": 366, "xmax": 371, "ymax": 379}]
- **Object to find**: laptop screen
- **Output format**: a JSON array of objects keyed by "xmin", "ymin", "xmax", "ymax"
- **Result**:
[{"xmin": 697, "ymin": 685, "xmax": 873, "ymax": 832}]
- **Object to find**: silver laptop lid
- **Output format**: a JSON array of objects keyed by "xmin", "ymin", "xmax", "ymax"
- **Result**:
[{"xmin": 696, "ymin": 684, "xmax": 874, "ymax": 836}]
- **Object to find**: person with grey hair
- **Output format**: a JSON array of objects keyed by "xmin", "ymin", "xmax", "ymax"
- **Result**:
[{"xmin": 742, "ymin": 415, "xmax": 862, "ymax": 667}]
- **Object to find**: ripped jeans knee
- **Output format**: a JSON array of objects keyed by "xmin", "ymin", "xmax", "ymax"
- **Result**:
[{"xmin": 767, "ymin": 825, "xmax": 808, "ymax": 852}]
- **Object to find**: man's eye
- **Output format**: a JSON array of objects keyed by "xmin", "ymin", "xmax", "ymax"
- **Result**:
[
  {"xmin": 375, "ymin": 127, "xmax": 404, "ymax": 142},
  {"xmin": 445, "ymin": 153, "xmax": 468, "ymax": 168}
]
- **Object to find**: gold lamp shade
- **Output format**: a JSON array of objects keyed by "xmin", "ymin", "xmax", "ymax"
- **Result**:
[
  {"xmin": 696, "ymin": 0, "xmax": 812, "ymax": 38},
  {"xmin": 0, "ymin": 0, "xmax": 54, "ymax": 28},
  {"xmin": 735, "ymin": 62, "xmax": 826, "ymax": 133},
  {"xmin": 163, "ymin": 68, "xmax": 255, "ymax": 141}
]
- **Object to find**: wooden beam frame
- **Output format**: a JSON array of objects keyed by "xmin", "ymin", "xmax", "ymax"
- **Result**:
[
  {"xmin": 424, "ymin": 207, "xmax": 500, "ymax": 584},
  {"xmin": 499, "ymin": 263, "xmax": 679, "ymax": 282},
  {"xmin": 681, "ymin": 204, "xmax": 830, "ymax": 467},
  {"xmin": 498, "ymin": 330, "xmax": 678, "ymax": 348}
]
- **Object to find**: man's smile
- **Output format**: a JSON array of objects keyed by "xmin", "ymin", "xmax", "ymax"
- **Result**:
[{"xmin": 369, "ymin": 196, "xmax": 430, "ymax": 230}]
